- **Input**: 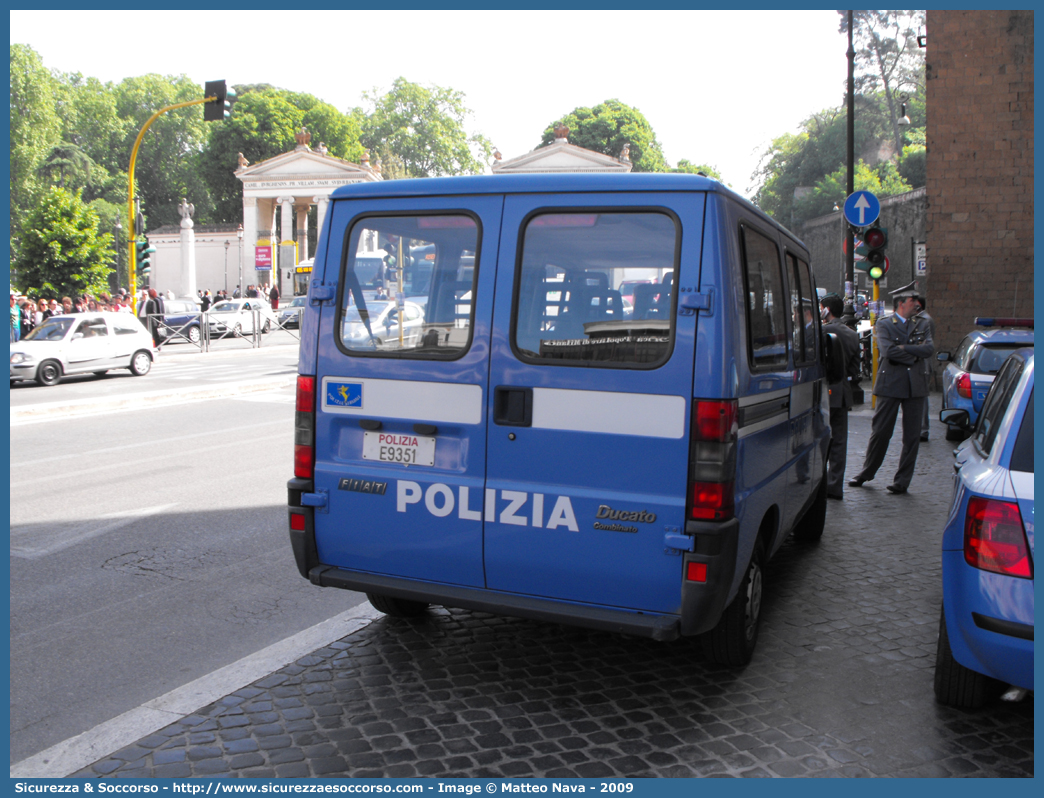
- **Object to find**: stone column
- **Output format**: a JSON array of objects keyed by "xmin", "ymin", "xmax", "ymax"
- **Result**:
[
  {"xmin": 314, "ymin": 195, "xmax": 329, "ymax": 248},
  {"xmin": 241, "ymin": 196, "xmax": 259, "ymax": 295},
  {"xmin": 279, "ymin": 198, "xmax": 294, "ymax": 249},
  {"xmin": 179, "ymin": 199, "xmax": 197, "ymax": 299},
  {"xmin": 296, "ymin": 202, "xmax": 310, "ymax": 263}
]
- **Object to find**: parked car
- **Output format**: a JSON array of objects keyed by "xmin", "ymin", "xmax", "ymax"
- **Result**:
[
  {"xmin": 154, "ymin": 298, "xmax": 202, "ymax": 344},
  {"xmin": 207, "ymin": 298, "xmax": 275, "ymax": 337},
  {"xmin": 10, "ymin": 312, "xmax": 155, "ymax": 386},
  {"xmin": 938, "ymin": 318, "xmax": 1034, "ymax": 440},
  {"xmin": 340, "ymin": 300, "xmax": 425, "ymax": 349},
  {"xmin": 935, "ymin": 348, "xmax": 1034, "ymax": 708},
  {"xmin": 277, "ymin": 296, "xmax": 308, "ymax": 329}
]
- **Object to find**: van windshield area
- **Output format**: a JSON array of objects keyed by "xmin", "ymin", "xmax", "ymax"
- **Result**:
[
  {"xmin": 513, "ymin": 211, "xmax": 678, "ymax": 366},
  {"xmin": 340, "ymin": 215, "xmax": 479, "ymax": 356}
]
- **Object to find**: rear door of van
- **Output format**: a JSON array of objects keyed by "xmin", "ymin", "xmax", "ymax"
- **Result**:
[
  {"xmin": 483, "ymin": 192, "xmax": 704, "ymax": 613},
  {"xmin": 309, "ymin": 195, "xmax": 502, "ymax": 588}
]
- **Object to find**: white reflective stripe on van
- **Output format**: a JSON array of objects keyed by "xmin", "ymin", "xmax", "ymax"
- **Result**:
[
  {"xmin": 737, "ymin": 387, "xmax": 790, "ymax": 439},
  {"xmin": 320, "ymin": 377, "xmax": 483, "ymax": 425},
  {"xmin": 532, "ymin": 388, "xmax": 686, "ymax": 439}
]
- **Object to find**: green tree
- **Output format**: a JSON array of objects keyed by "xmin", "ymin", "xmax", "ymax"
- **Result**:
[
  {"xmin": 794, "ymin": 159, "xmax": 912, "ymax": 221},
  {"xmin": 840, "ymin": 11, "xmax": 926, "ymax": 162},
  {"xmin": 13, "ymin": 187, "xmax": 113, "ymax": 298},
  {"xmin": 670, "ymin": 159, "xmax": 723, "ymax": 180},
  {"xmin": 540, "ymin": 99, "xmax": 668, "ymax": 173},
  {"xmin": 114, "ymin": 73, "xmax": 214, "ymax": 228},
  {"xmin": 201, "ymin": 87, "xmax": 366, "ymax": 222},
  {"xmin": 36, "ymin": 143, "xmax": 95, "ymax": 190},
  {"xmin": 10, "ymin": 44, "xmax": 62, "ymax": 247},
  {"xmin": 54, "ymin": 72, "xmax": 128, "ymax": 175},
  {"xmin": 358, "ymin": 77, "xmax": 492, "ymax": 177}
]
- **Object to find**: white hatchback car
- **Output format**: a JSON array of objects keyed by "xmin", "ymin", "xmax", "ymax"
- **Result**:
[
  {"xmin": 207, "ymin": 299, "xmax": 275, "ymax": 337},
  {"xmin": 10, "ymin": 312, "xmax": 156, "ymax": 386}
]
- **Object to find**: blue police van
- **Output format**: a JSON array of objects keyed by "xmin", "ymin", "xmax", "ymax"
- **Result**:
[{"xmin": 289, "ymin": 174, "xmax": 831, "ymax": 665}]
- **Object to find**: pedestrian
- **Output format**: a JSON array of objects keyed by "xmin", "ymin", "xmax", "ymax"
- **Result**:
[
  {"xmin": 37, "ymin": 298, "xmax": 50, "ymax": 322},
  {"xmin": 848, "ymin": 281, "xmax": 934, "ymax": 494},
  {"xmin": 269, "ymin": 283, "xmax": 279, "ymax": 310},
  {"xmin": 48, "ymin": 298, "xmax": 60, "ymax": 316},
  {"xmin": 201, "ymin": 290, "xmax": 211, "ymax": 313},
  {"xmin": 19, "ymin": 299, "xmax": 36, "ymax": 338},
  {"xmin": 820, "ymin": 294, "xmax": 861, "ymax": 499},
  {"xmin": 916, "ymin": 296, "xmax": 936, "ymax": 442},
  {"xmin": 10, "ymin": 293, "xmax": 21, "ymax": 341},
  {"xmin": 145, "ymin": 288, "xmax": 165, "ymax": 348}
]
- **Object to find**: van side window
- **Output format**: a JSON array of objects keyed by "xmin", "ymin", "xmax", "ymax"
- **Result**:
[
  {"xmin": 741, "ymin": 226, "xmax": 787, "ymax": 369},
  {"xmin": 512, "ymin": 211, "xmax": 678, "ymax": 367},
  {"xmin": 338, "ymin": 214, "xmax": 479, "ymax": 357},
  {"xmin": 787, "ymin": 252, "xmax": 816, "ymax": 364}
]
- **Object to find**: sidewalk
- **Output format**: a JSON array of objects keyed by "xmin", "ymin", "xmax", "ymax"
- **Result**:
[{"xmin": 15, "ymin": 393, "xmax": 1035, "ymax": 778}]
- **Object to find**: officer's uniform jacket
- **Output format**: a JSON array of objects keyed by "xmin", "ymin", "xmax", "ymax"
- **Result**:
[
  {"xmin": 824, "ymin": 318, "xmax": 861, "ymax": 409},
  {"xmin": 873, "ymin": 312, "xmax": 934, "ymax": 399}
]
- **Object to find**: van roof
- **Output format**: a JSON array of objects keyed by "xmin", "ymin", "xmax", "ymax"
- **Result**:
[{"xmin": 329, "ymin": 174, "xmax": 800, "ymax": 243}]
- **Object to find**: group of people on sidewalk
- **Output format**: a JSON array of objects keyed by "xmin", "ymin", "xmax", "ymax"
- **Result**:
[
  {"xmin": 10, "ymin": 289, "xmax": 140, "ymax": 342},
  {"xmin": 822, "ymin": 280, "xmax": 935, "ymax": 499}
]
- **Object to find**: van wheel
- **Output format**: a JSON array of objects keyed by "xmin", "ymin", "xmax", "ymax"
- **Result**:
[
  {"xmin": 366, "ymin": 592, "xmax": 429, "ymax": 618},
  {"xmin": 700, "ymin": 542, "xmax": 764, "ymax": 666},
  {"xmin": 934, "ymin": 607, "xmax": 1000, "ymax": 709},
  {"xmin": 793, "ymin": 472, "xmax": 827, "ymax": 542},
  {"xmin": 36, "ymin": 360, "xmax": 62, "ymax": 386}
]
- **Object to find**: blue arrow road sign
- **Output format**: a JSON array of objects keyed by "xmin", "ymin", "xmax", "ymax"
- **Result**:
[{"xmin": 843, "ymin": 190, "xmax": 881, "ymax": 227}]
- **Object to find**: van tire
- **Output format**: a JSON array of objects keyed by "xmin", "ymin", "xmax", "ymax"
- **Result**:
[
  {"xmin": 793, "ymin": 473, "xmax": 827, "ymax": 542},
  {"xmin": 700, "ymin": 541, "xmax": 764, "ymax": 666},
  {"xmin": 366, "ymin": 592, "xmax": 429, "ymax": 618},
  {"xmin": 934, "ymin": 607, "xmax": 1000, "ymax": 709}
]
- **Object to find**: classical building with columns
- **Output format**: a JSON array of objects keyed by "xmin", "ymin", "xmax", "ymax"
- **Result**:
[
  {"xmin": 491, "ymin": 124, "xmax": 632, "ymax": 174},
  {"xmin": 147, "ymin": 129, "xmax": 380, "ymax": 299}
]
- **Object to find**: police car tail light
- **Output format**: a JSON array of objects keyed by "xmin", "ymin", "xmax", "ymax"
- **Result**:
[
  {"xmin": 956, "ymin": 373, "xmax": 972, "ymax": 399},
  {"xmin": 689, "ymin": 400, "xmax": 737, "ymax": 521},
  {"xmin": 294, "ymin": 375, "xmax": 316, "ymax": 479},
  {"xmin": 964, "ymin": 496, "xmax": 1032, "ymax": 578}
]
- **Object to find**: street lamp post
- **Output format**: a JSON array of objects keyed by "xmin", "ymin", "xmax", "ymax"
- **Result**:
[
  {"xmin": 224, "ymin": 240, "xmax": 230, "ymax": 294},
  {"xmin": 237, "ymin": 225, "xmax": 244, "ymax": 299}
]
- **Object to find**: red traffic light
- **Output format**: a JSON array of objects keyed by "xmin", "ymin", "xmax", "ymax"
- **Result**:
[{"xmin": 864, "ymin": 227, "xmax": 886, "ymax": 249}]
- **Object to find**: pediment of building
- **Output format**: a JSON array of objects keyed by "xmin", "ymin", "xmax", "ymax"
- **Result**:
[
  {"xmin": 237, "ymin": 149, "xmax": 379, "ymax": 183},
  {"xmin": 492, "ymin": 141, "xmax": 631, "ymax": 173}
]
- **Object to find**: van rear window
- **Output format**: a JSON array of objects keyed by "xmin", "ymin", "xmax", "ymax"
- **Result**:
[
  {"xmin": 338, "ymin": 214, "xmax": 479, "ymax": 357},
  {"xmin": 512, "ymin": 211, "xmax": 678, "ymax": 367}
]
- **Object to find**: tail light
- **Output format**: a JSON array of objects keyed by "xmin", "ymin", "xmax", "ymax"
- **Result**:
[
  {"xmin": 956, "ymin": 373, "xmax": 972, "ymax": 399},
  {"xmin": 688, "ymin": 399, "xmax": 737, "ymax": 521},
  {"xmin": 295, "ymin": 375, "xmax": 316, "ymax": 479},
  {"xmin": 964, "ymin": 496, "xmax": 1032, "ymax": 578}
]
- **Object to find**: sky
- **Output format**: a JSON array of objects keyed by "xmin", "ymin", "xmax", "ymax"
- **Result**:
[{"xmin": 10, "ymin": 9, "xmax": 850, "ymax": 198}]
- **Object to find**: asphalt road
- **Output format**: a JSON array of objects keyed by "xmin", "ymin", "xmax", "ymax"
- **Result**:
[{"xmin": 8, "ymin": 379, "xmax": 366, "ymax": 764}]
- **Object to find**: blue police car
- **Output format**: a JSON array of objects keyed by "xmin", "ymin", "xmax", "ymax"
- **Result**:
[
  {"xmin": 937, "ymin": 318, "xmax": 1033, "ymax": 440},
  {"xmin": 936, "ymin": 349, "xmax": 1034, "ymax": 708}
]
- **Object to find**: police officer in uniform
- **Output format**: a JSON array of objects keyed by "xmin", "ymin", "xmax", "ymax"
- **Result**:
[
  {"xmin": 848, "ymin": 281, "xmax": 934, "ymax": 494},
  {"xmin": 820, "ymin": 294, "xmax": 861, "ymax": 498}
]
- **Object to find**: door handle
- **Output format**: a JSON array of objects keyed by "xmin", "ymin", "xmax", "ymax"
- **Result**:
[{"xmin": 493, "ymin": 386, "xmax": 533, "ymax": 427}]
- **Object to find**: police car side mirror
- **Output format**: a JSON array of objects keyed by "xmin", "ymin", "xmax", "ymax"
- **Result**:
[
  {"xmin": 937, "ymin": 352, "xmax": 951, "ymax": 362},
  {"xmin": 939, "ymin": 408, "xmax": 970, "ymax": 429}
]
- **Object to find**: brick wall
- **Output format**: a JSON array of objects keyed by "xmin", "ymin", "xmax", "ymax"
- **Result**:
[{"xmin": 926, "ymin": 10, "xmax": 1034, "ymax": 354}]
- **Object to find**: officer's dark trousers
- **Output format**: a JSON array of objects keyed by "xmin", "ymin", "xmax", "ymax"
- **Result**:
[
  {"xmin": 826, "ymin": 407, "xmax": 849, "ymax": 497},
  {"xmin": 854, "ymin": 395, "xmax": 926, "ymax": 490}
]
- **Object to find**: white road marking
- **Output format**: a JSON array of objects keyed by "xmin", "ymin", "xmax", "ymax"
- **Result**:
[
  {"xmin": 9, "ymin": 603, "xmax": 382, "ymax": 778},
  {"xmin": 10, "ymin": 504, "xmax": 179, "ymax": 559}
]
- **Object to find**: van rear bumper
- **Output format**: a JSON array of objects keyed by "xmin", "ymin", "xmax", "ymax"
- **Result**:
[{"xmin": 309, "ymin": 566, "xmax": 682, "ymax": 642}]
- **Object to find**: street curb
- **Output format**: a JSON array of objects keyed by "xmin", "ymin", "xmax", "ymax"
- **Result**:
[
  {"xmin": 10, "ymin": 375, "xmax": 296, "ymax": 426},
  {"xmin": 9, "ymin": 604, "xmax": 384, "ymax": 779}
]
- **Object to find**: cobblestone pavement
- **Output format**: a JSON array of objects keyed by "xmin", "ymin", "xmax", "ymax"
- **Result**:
[{"xmin": 76, "ymin": 395, "xmax": 1033, "ymax": 778}]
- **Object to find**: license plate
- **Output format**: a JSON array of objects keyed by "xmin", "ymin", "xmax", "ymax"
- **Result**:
[{"xmin": 362, "ymin": 432, "xmax": 435, "ymax": 466}]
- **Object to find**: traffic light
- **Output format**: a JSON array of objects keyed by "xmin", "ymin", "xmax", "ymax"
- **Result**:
[
  {"xmin": 864, "ymin": 226, "xmax": 888, "ymax": 280},
  {"xmin": 136, "ymin": 237, "xmax": 156, "ymax": 272},
  {"xmin": 204, "ymin": 80, "xmax": 235, "ymax": 121}
]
